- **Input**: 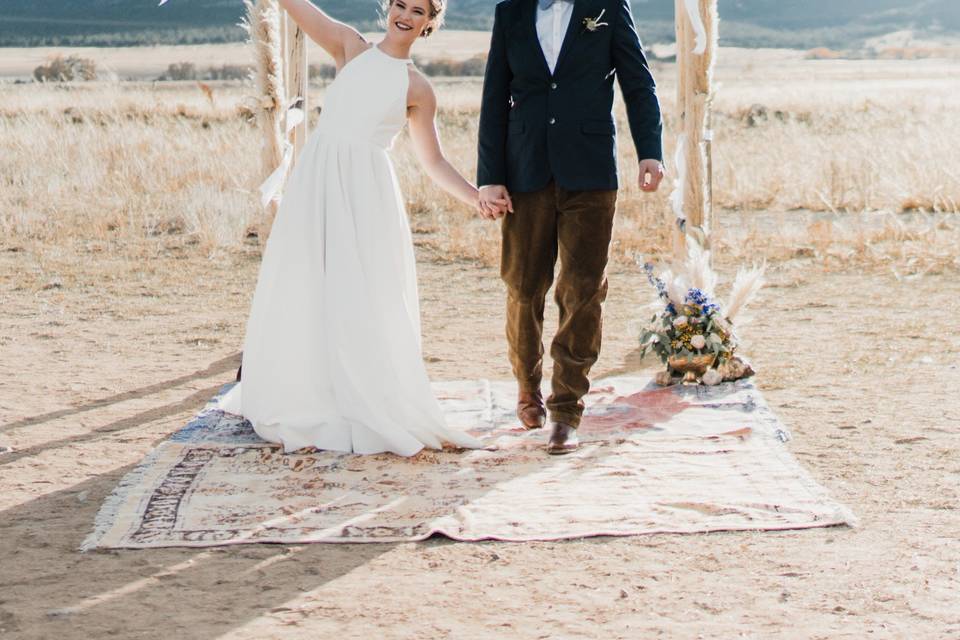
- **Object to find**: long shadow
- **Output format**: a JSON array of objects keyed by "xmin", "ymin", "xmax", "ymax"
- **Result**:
[
  {"xmin": 0, "ymin": 466, "xmax": 399, "ymax": 640},
  {"xmin": 0, "ymin": 383, "xmax": 225, "ymax": 468},
  {"xmin": 0, "ymin": 368, "xmax": 706, "ymax": 637},
  {"xmin": 0, "ymin": 378, "xmax": 718, "ymax": 638},
  {"xmin": 0, "ymin": 353, "xmax": 241, "ymax": 434},
  {"xmin": 1, "ymin": 430, "xmax": 617, "ymax": 638}
]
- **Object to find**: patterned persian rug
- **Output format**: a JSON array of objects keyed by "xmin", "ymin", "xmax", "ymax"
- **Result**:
[{"xmin": 82, "ymin": 376, "xmax": 856, "ymax": 550}]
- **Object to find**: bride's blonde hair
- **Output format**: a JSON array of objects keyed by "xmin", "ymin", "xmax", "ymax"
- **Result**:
[{"xmin": 381, "ymin": 0, "xmax": 446, "ymax": 38}]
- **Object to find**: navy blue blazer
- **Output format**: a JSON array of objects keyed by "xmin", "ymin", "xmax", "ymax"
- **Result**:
[{"xmin": 477, "ymin": 0, "xmax": 663, "ymax": 193}]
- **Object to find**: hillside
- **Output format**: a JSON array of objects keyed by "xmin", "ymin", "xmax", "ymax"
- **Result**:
[{"xmin": 1, "ymin": 0, "xmax": 958, "ymax": 48}]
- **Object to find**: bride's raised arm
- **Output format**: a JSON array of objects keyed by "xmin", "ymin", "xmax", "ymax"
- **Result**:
[{"xmin": 277, "ymin": 0, "xmax": 366, "ymax": 67}]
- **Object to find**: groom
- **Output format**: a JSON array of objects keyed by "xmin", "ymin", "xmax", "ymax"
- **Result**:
[{"xmin": 477, "ymin": 0, "xmax": 664, "ymax": 454}]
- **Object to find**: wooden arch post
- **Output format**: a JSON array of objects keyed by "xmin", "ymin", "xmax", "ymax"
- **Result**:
[
  {"xmin": 282, "ymin": 10, "xmax": 309, "ymax": 156},
  {"xmin": 671, "ymin": 0, "xmax": 718, "ymax": 262},
  {"xmin": 247, "ymin": 0, "xmax": 309, "ymax": 244}
]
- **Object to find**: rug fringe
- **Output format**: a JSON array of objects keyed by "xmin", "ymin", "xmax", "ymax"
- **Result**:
[{"xmin": 80, "ymin": 446, "xmax": 167, "ymax": 552}]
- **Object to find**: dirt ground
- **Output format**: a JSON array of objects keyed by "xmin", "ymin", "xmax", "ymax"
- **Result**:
[{"xmin": 1, "ymin": 235, "xmax": 958, "ymax": 639}]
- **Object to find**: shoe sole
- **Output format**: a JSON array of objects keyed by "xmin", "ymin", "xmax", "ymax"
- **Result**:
[{"xmin": 546, "ymin": 444, "xmax": 579, "ymax": 455}]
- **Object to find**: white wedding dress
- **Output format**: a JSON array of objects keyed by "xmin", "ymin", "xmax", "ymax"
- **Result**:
[{"xmin": 218, "ymin": 44, "xmax": 483, "ymax": 456}]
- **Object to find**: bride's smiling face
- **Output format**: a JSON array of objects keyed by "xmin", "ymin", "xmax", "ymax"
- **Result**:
[{"xmin": 385, "ymin": 0, "xmax": 437, "ymax": 41}]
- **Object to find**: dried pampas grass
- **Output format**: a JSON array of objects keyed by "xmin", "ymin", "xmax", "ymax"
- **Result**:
[
  {"xmin": 243, "ymin": 0, "xmax": 286, "ymax": 242},
  {"xmin": 724, "ymin": 264, "xmax": 766, "ymax": 324},
  {"xmin": 681, "ymin": 236, "xmax": 717, "ymax": 296}
]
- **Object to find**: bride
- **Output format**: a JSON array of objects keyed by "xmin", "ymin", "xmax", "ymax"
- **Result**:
[{"xmin": 220, "ymin": 0, "xmax": 505, "ymax": 456}]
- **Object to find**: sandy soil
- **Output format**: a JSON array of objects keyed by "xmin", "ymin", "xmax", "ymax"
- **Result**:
[{"xmin": 0, "ymin": 232, "xmax": 958, "ymax": 639}]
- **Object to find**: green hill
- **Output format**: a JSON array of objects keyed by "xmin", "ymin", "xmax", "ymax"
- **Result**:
[{"xmin": 1, "ymin": 0, "xmax": 957, "ymax": 48}]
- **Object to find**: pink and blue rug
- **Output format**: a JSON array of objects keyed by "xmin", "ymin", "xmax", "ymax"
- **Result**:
[{"xmin": 83, "ymin": 376, "xmax": 856, "ymax": 549}]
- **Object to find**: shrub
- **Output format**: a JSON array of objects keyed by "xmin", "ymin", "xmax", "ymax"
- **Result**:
[
  {"xmin": 413, "ymin": 54, "xmax": 488, "ymax": 77},
  {"xmin": 161, "ymin": 62, "xmax": 198, "ymax": 81},
  {"xmin": 33, "ymin": 55, "xmax": 98, "ymax": 82},
  {"xmin": 206, "ymin": 64, "xmax": 252, "ymax": 80}
]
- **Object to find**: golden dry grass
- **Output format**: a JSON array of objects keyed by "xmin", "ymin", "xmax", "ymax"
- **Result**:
[{"xmin": 0, "ymin": 49, "xmax": 957, "ymax": 273}]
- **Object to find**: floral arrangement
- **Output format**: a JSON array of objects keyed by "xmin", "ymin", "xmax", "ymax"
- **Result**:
[{"xmin": 639, "ymin": 242, "xmax": 765, "ymax": 386}]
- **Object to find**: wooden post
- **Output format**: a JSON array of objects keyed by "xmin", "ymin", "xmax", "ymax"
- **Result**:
[
  {"xmin": 285, "ymin": 13, "xmax": 309, "ymax": 157},
  {"xmin": 246, "ymin": 0, "xmax": 287, "ymax": 246},
  {"xmin": 672, "ymin": 0, "xmax": 718, "ymax": 261}
]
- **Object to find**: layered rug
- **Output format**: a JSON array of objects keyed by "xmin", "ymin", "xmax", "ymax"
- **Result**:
[{"xmin": 82, "ymin": 376, "xmax": 857, "ymax": 550}]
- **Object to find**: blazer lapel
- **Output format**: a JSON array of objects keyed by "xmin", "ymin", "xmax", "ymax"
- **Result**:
[
  {"xmin": 553, "ymin": 0, "xmax": 594, "ymax": 76},
  {"xmin": 520, "ymin": 0, "xmax": 552, "ymax": 78}
]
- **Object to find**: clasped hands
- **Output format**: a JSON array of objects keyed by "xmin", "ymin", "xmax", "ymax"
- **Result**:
[
  {"xmin": 477, "ymin": 185, "xmax": 513, "ymax": 220},
  {"xmin": 476, "ymin": 159, "xmax": 664, "ymax": 221}
]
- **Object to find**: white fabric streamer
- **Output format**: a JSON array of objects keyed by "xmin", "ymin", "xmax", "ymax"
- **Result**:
[
  {"xmin": 669, "ymin": 133, "xmax": 687, "ymax": 223},
  {"xmin": 285, "ymin": 106, "xmax": 304, "ymax": 133},
  {"xmin": 258, "ymin": 141, "xmax": 292, "ymax": 207},
  {"xmin": 258, "ymin": 101, "xmax": 304, "ymax": 208},
  {"xmin": 683, "ymin": 0, "xmax": 708, "ymax": 55}
]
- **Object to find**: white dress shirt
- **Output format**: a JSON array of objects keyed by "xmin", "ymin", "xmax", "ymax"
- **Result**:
[{"xmin": 536, "ymin": 0, "xmax": 575, "ymax": 75}]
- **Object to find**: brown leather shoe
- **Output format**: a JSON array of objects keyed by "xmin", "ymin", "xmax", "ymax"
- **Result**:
[
  {"xmin": 517, "ymin": 390, "xmax": 546, "ymax": 430},
  {"xmin": 546, "ymin": 421, "xmax": 579, "ymax": 455}
]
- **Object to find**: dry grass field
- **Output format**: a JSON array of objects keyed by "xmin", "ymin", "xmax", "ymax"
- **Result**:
[
  {"xmin": 1, "ymin": 41, "xmax": 959, "ymax": 638},
  {"xmin": 1, "ymin": 42, "xmax": 958, "ymax": 269}
]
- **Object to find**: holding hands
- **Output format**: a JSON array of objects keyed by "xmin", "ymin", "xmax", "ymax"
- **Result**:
[{"xmin": 477, "ymin": 185, "xmax": 514, "ymax": 220}]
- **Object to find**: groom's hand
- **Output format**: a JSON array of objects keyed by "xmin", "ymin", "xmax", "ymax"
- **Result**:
[
  {"xmin": 478, "ymin": 185, "xmax": 514, "ymax": 220},
  {"xmin": 638, "ymin": 159, "xmax": 665, "ymax": 193}
]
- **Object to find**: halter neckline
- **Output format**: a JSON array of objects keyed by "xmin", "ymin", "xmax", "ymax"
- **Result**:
[{"xmin": 374, "ymin": 43, "xmax": 413, "ymax": 64}]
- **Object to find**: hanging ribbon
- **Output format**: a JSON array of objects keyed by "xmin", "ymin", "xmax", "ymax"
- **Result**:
[
  {"xmin": 683, "ymin": 0, "xmax": 708, "ymax": 55},
  {"xmin": 257, "ymin": 100, "xmax": 305, "ymax": 208},
  {"xmin": 258, "ymin": 142, "xmax": 292, "ymax": 207},
  {"xmin": 669, "ymin": 133, "xmax": 687, "ymax": 225},
  {"xmin": 285, "ymin": 107, "xmax": 304, "ymax": 131}
]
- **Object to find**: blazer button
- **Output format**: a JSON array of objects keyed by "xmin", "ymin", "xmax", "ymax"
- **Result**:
[
  {"xmin": 550, "ymin": 82, "xmax": 557, "ymax": 90},
  {"xmin": 549, "ymin": 117, "xmax": 556, "ymax": 125}
]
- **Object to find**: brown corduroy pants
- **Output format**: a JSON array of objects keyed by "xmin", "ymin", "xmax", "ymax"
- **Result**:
[{"xmin": 500, "ymin": 180, "xmax": 618, "ymax": 428}]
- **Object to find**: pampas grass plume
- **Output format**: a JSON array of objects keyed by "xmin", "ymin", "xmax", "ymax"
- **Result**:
[
  {"xmin": 683, "ymin": 236, "xmax": 717, "ymax": 296},
  {"xmin": 724, "ymin": 264, "xmax": 766, "ymax": 323}
]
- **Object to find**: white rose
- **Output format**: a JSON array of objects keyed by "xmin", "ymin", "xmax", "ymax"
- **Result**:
[
  {"xmin": 673, "ymin": 315, "xmax": 688, "ymax": 327},
  {"xmin": 702, "ymin": 369, "xmax": 722, "ymax": 386},
  {"xmin": 690, "ymin": 334, "xmax": 707, "ymax": 349}
]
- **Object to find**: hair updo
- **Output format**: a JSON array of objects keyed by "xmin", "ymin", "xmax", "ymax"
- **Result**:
[{"xmin": 382, "ymin": 0, "xmax": 446, "ymax": 38}]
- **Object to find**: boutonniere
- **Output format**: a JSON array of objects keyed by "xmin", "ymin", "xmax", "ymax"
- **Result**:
[{"xmin": 582, "ymin": 9, "xmax": 608, "ymax": 32}]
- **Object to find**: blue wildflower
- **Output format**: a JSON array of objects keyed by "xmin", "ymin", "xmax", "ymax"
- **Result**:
[
  {"xmin": 685, "ymin": 288, "xmax": 710, "ymax": 306},
  {"xmin": 643, "ymin": 262, "xmax": 670, "ymax": 302}
]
